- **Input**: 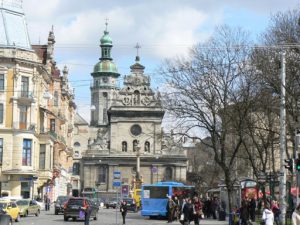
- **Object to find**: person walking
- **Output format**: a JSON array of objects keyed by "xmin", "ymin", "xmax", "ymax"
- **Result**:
[
  {"xmin": 193, "ymin": 197, "xmax": 203, "ymax": 225},
  {"xmin": 120, "ymin": 200, "xmax": 128, "ymax": 225},
  {"xmin": 271, "ymin": 200, "xmax": 281, "ymax": 225},
  {"xmin": 81, "ymin": 203, "xmax": 92, "ymax": 225},
  {"xmin": 182, "ymin": 198, "xmax": 194, "ymax": 225},
  {"xmin": 292, "ymin": 203, "xmax": 300, "ymax": 225},
  {"xmin": 166, "ymin": 196, "xmax": 176, "ymax": 223},
  {"xmin": 262, "ymin": 202, "xmax": 274, "ymax": 225},
  {"xmin": 248, "ymin": 197, "xmax": 256, "ymax": 222},
  {"xmin": 239, "ymin": 200, "xmax": 249, "ymax": 225}
]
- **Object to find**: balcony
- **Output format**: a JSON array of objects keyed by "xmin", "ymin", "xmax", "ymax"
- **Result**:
[{"xmin": 16, "ymin": 91, "xmax": 34, "ymax": 105}]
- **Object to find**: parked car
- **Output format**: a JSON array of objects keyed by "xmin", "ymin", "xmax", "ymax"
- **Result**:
[
  {"xmin": 0, "ymin": 200, "xmax": 20, "ymax": 222},
  {"xmin": 63, "ymin": 197, "xmax": 98, "ymax": 221},
  {"xmin": 16, "ymin": 199, "xmax": 40, "ymax": 217},
  {"xmin": 122, "ymin": 198, "xmax": 138, "ymax": 212},
  {"xmin": 105, "ymin": 198, "xmax": 118, "ymax": 209},
  {"xmin": 0, "ymin": 209, "xmax": 12, "ymax": 225},
  {"xmin": 54, "ymin": 196, "xmax": 69, "ymax": 215}
]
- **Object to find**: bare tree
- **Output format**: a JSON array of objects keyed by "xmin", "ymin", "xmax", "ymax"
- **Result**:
[{"xmin": 160, "ymin": 25, "xmax": 257, "ymax": 211}]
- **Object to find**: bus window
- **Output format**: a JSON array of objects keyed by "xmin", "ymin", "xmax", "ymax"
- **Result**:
[{"xmin": 143, "ymin": 186, "xmax": 169, "ymax": 199}]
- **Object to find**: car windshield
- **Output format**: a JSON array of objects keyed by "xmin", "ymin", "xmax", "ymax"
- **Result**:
[
  {"xmin": 123, "ymin": 199, "xmax": 133, "ymax": 204},
  {"xmin": 67, "ymin": 199, "xmax": 84, "ymax": 206},
  {"xmin": 0, "ymin": 203, "xmax": 7, "ymax": 209},
  {"xmin": 57, "ymin": 196, "xmax": 69, "ymax": 203},
  {"xmin": 16, "ymin": 200, "xmax": 29, "ymax": 206}
]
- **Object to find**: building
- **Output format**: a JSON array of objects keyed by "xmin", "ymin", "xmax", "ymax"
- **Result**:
[
  {"xmin": 0, "ymin": 0, "xmax": 76, "ymax": 200},
  {"xmin": 78, "ymin": 25, "xmax": 188, "ymax": 193}
]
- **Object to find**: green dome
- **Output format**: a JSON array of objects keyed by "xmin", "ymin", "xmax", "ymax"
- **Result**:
[
  {"xmin": 100, "ymin": 31, "xmax": 112, "ymax": 45},
  {"xmin": 93, "ymin": 60, "xmax": 118, "ymax": 73}
]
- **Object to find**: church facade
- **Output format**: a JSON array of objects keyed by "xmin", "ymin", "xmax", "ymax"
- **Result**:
[{"xmin": 77, "ymin": 26, "xmax": 187, "ymax": 192}]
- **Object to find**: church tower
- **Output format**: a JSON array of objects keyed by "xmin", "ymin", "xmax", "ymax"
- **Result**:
[{"xmin": 90, "ymin": 23, "xmax": 120, "ymax": 126}]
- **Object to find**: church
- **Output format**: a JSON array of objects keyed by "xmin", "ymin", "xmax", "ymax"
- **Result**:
[{"xmin": 74, "ymin": 24, "xmax": 188, "ymax": 193}]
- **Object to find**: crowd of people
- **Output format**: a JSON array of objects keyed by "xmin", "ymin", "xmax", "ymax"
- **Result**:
[{"xmin": 166, "ymin": 195, "xmax": 225, "ymax": 225}]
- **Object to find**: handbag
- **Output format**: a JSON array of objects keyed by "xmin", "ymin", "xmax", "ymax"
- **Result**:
[{"xmin": 79, "ymin": 210, "xmax": 85, "ymax": 219}]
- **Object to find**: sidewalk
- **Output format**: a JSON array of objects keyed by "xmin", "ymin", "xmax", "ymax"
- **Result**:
[{"xmin": 200, "ymin": 219, "xmax": 228, "ymax": 225}]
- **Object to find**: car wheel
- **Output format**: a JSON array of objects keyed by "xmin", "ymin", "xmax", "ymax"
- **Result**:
[
  {"xmin": 94, "ymin": 213, "xmax": 97, "ymax": 220},
  {"xmin": 106, "ymin": 205, "xmax": 109, "ymax": 209},
  {"xmin": 55, "ymin": 210, "xmax": 58, "ymax": 215},
  {"xmin": 72, "ymin": 217, "xmax": 76, "ymax": 221},
  {"xmin": 35, "ymin": 209, "xmax": 40, "ymax": 217},
  {"xmin": 64, "ymin": 216, "xmax": 68, "ymax": 221},
  {"xmin": 15, "ymin": 213, "xmax": 20, "ymax": 222},
  {"xmin": 113, "ymin": 206, "xmax": 116, "ymax": 209}
]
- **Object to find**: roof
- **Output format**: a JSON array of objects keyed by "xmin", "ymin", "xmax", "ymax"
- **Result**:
[
  {"xmin": 0, "ymin": 0, "xmax": 31, "ymax": 49},
  {"xmin": 93, "ymin": 60, "xmax": 119, "ymax": 74},
  {"xmin": 75, "ymin": 113, "xmax": 88, "ymax": 125}
]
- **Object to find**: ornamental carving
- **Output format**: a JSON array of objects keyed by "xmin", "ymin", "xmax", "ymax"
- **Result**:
[
  {"xmin": 141, "ymin": 96, "xmax": 151, "ymax": 106},
  {"xmin": 122, "ymin": 96, "xmax": 131, "ymax": 105}
]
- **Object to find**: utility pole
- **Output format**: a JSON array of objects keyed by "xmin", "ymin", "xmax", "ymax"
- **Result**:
[{"xmin": 279, "ymin": 50, "xmax": 287, "ymax": 224}]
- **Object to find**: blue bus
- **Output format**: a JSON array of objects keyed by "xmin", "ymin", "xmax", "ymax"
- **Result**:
[{"xmin": 141, "ymin": 182, "xmax": 195, "ymax": 217}]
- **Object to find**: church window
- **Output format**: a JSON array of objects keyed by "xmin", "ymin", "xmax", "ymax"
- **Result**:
[
  {"xmin": 103, "ymin": 92, "xmax": 107, "ymax": 97},
  {"xmin": 122, "ymin": 141, "xmax": 127, "ymax": 152},
  {"xmin": 73, "ymin": 163, "xmax": 80, "ymax": 175},
  {"xmin": 54, "ymin": 91, "xmax": 58, "ymax": 106},
  {"xmin": 144, "ymin": 141, "xmax": 150, "ymax": 152},
  {"xmin": 133, "ymin": 140, "xmax": 139, "ymax": 152},
  {"xmin": 74, "ymin": 142, "xmax": 80, "ymax": 147},
  {"xmin": 165, "ymin": 167, "xmax": 173, "ymax": 181},
  {"xmin": 130, "ymin": 124, "xmax": 142, "ymax": 136}
]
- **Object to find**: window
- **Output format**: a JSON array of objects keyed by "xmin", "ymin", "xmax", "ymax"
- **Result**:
[
  {"xmin": 0, "ymin": 139, "xmax": 3, "ymax": 163},
  {"xmin": 144, "ymin": 141, "xmax": 150, "ymax": 152},
  {"xmin": 39, "ymin": 144, "xmax": 46, "ymax": 169},
  {"xmin": 22, "ymin": 139, "xmax": 32, "ymax": 166},
  {"xmin": 53, "ymin": 91, "xmax": 58, "ymax": 106},
  {"xmin": 143, "ymin": 186, "xmax": 169, "ymax": 199},
  {"xmin": 74, "ymin": 142, "xmax": 80, "ymax": 147},
  {"xmin": 73, "ymin": 163, "xmax": 80, "ymax": 175},
  {"xmin": 0, "ymin": 74, "xmax": 4, "ymax": 90},
  {"xmin": 0, "ymin": 104, "xmax": 3, "ymax": 124},
  {"xmin": 21, "ymin": 76, "xmax": 29, "ymax": 97},
  {"xmin": 165, "ymin": 167, "xmax": 173, "ymax": 181},
  {"xmin": 50, "ymin": 119, "xmax": 55, "ymax": 132},
  {"xmin": 19, "ymin": 106, "xmax": 27, "ymax": 129},
  {"xmin": 98, "ymin": 166, "xmax": 106, "ymax": 183},
  {"xmin": 122, "ymin": 141, "xmax": 127, "ymax": 152}
]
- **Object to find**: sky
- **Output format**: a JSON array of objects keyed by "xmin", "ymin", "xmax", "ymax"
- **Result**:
[{"xmin": 22, "ymin": 0, "xmax": 300, "ymax": 123}]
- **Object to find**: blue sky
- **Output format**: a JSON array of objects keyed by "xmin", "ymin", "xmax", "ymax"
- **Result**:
[{"xmin": 22, "ymin": 0, "xmax": 300, "ymax": 122}]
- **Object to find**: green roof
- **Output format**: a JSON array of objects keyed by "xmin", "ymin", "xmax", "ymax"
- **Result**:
[
  {"xmin": 100, "ymin": 31, "xmax": 112, "ymax": 45},
  {"xmin": 93, "ymin": 60, "xmax": 118, "ymax": 74}
]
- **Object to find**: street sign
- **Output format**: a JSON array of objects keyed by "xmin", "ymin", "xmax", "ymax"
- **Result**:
[
  {"xmin": 113, "ymin": 171, "xmax": 121, "ymax": 179},
  {"xmin": 113, "ymin": 181, "xmax": 121, "ymax": 187},
  {"xmin": 151, "ymin": 167, "xmax": 158, "ymax": 173}
]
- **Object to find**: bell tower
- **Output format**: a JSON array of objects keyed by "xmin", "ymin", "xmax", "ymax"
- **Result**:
[{"xmin": 90, "ymin": 22, "xmax": 120, "ymax": 126}]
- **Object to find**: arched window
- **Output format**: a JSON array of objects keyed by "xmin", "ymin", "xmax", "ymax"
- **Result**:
[
  {"xmin": 133, "ymin": 140, "xmax": 138, "ymax": 152},
  {"xmin": 165, "ymin": 167, "xmax": 173, "ymax": 181},
  {"xmin": 54, "ymin": 91, "xmax": 59, "ymax": 106},
  {"xmin": 144, "ymin": 141, "xmax": 150, "ymax": 152},
  {"xmin": 74, "ymin": 142, "xmax": 80, "ymax": 147},
  {"xmin": 122, "ymin": 141, "xmax": 127, "ymax": 152},
  {"xmin": 73, "ymin": 163, "xmax": 80, "ymax": 175}
]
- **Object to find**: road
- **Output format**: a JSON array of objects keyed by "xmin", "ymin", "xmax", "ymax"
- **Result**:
[{"xmin": 16, "ymin": 208, "xmax": 228, "ymax": 225}]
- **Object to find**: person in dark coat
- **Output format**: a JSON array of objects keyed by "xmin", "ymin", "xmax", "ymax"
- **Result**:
[
  {"xmin": 166, "ymin": 197, "xmax": 176, "ymax": 223},
  {"xmin": 82, "ymin": 204, "xmax": 92, "ymax": 225},
  {"xmin": 240, "ymin": 199, "xmax": 249, "ymax": 225},
  {"xmin": 182, "ymin": 198, "xmax": 194, "ymax": 225},
  {"xmin": 120, "ymin": 200, "xmax": 128, "ymax": 225},
  {"xmin": 248, "ymin": 197, "xmax": 256, "ymax": 222}
]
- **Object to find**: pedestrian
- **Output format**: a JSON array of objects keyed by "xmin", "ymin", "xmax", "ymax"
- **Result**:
[
  {"xmin": 271, "ymin": 200, "xmax": 281, "ymax": 225},
  {"xmin": 292, "ymin": 203, "xmax": 300, "ymax": 225},
  {"xmin": 248, "ymin": 197, "xmax": 256, "ymax": 222},
  {"xmin": 44, "ymin": 194, "xmax": 50, "ymax": 211},
  {"xmin": 239, "ymin": 199, "xmax": 249, "ymax": 225},
  {"xmin": 173, "ymin": 196, "xmax": 180, "ymax": 221},
  {"xmin": 193, "ymin": 197, "xmax": 203, "ymax": 225},
  {"xmin": 120, "ymin": 200, "xmax": 128, "ymax": 225},
  {"xmin": 166, "ymin": 196, "xmax": 176, "ymax": 223},
  {"xmin": 182, "ymin": 198, "xmax": 194, "ymax": 225},
  {"xmin": 262, "ymin": 202, "xmax": 274, "ymax": 225},
  {"xmin": 82, "ymin": 203, "xmax": 92, "ymax": 225}
]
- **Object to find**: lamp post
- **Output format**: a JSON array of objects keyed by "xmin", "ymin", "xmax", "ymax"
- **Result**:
[{"xmin": 134, "ymin": 141, "xmax": 141, "ymax": 189}]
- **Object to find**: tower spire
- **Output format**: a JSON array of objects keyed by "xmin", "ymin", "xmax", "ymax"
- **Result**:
[
  {"xmin": 134, "ymin": 43, "xmax": 141, "ymax": 62},
  {"xmin": 105, "ymin": 17, "xmax": 109, "ymax": 32}
]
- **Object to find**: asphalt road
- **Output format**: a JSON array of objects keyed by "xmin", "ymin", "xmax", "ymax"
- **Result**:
[{"xmin": 15, "ymin": 208, "xmax": 228, "ymax": 225}]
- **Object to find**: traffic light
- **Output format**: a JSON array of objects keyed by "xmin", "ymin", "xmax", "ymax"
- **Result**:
[
  {"xmin": 284, "ymin": 159, "xmax": 294, "ymax": 172},
  {"xmin": 296, "ymin": 159, "xmax": 300, "ymax": 171}
]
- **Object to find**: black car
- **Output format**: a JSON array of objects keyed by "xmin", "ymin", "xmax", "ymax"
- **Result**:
[
  {"xmin": 122, "ymin": 198, "xmax": 138, "ymax": 212},
  {"xmin": 54, "ymin": 196, "xmax": 69, "ymax": 215},
  {"xmin": 105, "ymin": 198, "xmax": 118, "ymax": 209},
  {"xmin": 64, "ymin": 197, "xmax": 98, "ymax": 221}
]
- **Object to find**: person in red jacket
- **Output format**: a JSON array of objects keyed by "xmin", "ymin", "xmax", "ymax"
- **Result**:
[{"xmin": 193, "ymin": 197, "xmax": 203, "ymax": 225}]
